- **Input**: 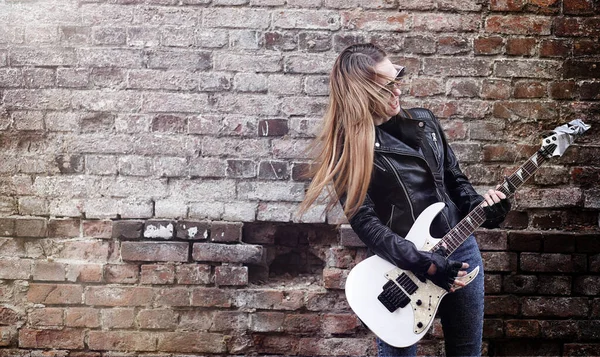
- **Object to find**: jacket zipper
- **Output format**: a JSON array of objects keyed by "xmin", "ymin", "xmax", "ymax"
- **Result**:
[
  {"xmin": 377, "ymin": 146, "xmax": 452, "ymax": 231},
  {"xmin": 381, "ymin": 155, "xmax": 416, "ymax": 222},
  {"xmin": 386, "ymin": 205, "xmax": 395, "ymax": 227},
  {"xmin": 429, "ymin": 132, "xmax": 440, "ymax": 167}
]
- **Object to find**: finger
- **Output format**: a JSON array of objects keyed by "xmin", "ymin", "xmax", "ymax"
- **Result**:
[
  {"xmin": 457, "ymin": 271, "xmax": 467, "ymax": 277},
  {"xmin": 453, "ymin": 279, "xmax": 466, "ymax": 287},
  {"xmin": 482, "ymin": 193, "xmax": 494, "ymax": 207},
  {"xmin": 461, "ymin": 263, "xmax": 469, "ymax": 270},
  {"xmin": 495, "ymin": 190, "xmax": 507, "ymax": 200},
  {"xmin": 488, "ymin": 189, "xmax": 501, "ymax": 204}
]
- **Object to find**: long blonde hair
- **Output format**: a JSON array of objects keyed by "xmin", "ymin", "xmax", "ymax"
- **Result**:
[{"xmin": 298, "ymin": 43, "xmax": 395, "ymax": 219}]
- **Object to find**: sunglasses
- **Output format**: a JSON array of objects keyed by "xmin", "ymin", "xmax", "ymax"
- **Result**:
[{"xmin": 382, "ymin": 65, "xmax": 406, "ymax": 93}]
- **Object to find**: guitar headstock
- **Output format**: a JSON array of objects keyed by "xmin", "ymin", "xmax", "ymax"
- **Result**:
[{"xmin": 540, "ymin": 119, "xmax": 591, "ymax": 158}]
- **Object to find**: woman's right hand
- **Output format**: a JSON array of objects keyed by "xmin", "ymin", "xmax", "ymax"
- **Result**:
[{"xmin": 425, "ymin": 250, "xmax": 469, "ymax": 292}]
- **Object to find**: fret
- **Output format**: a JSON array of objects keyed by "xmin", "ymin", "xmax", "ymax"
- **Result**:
[{"xmin": 439, "ymin": 150, "xmax": 549, "ymax": 256}]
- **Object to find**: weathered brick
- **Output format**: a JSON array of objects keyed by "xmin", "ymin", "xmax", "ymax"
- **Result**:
[
  {"xmin": 484, "ymin": 295, "xmax": 520, "ymax": 315},
  {"xmin": 112, "ymin": 221, "xmax": 144, "ymax": 239},
  {"xmin": 19, "ymin": 328, "xmax": 84, "ymax": 349},
  {"xmin": 424, "ymin": 58, "xmax": 492, "ymax": 77},
  {"xmin": 28, "ymin": 307, "xmax": 63, "ymax": 327},
  {"xmin": 85, "ymin": 286, "xmax": 155, "ymax": 307},
  {"xmin": 0, "ymin": 259, "xmax": 31, "ymax": 280},
  {"xmin": 211, "ymin": 222, "xmax": 243, "ymax": 243},
  {"xmin": 32, "ymin": 261, "xmax": 65, "ymax": 281},
  {"xmin": 121, "ymin": 242, "xmax": 189, "ymax": 262},
  {"xmin": 192, "ymin": 242, "xmax": 263, "ymax": 264},
  {"xmin": 505, "ymin": 319, "xmax": 540, "ymax": 338},
  {"xmin": 156, "ymin": 286, "xmax": 191, "ymax": 306},
  {"xmin": 174, "ymin": 264, "xmax": 211, "ymax": 285},
  {"xmin": 522, "ymin": 297, "xmax": 589, "ymax": 317},
  {"xmin": 482, "ymin": 252, "xmax": 518, "ymax": 272},
  {"xmin": 66, "ymin": 263, "xmax": 103, "ymax": 283},
  {"xmin": 258, "ymin": 160, "xmax": 290, "ymax": 180},
  {"xmin": 27, "ymin": 284, "xmax": 83, "ymax": 304},
  {"xmin": 574, "ymin": 276, "xmax": 600, "ymax": 296},
  {"xmin": 65, "ymin": 308, "xmax": 100, "ymax": 328},
  {"xmin": 564, "ymin": 60, "xmax": 600, "ymax": 79},
  {"xmin": 540, "ymin": 39, "xmax": 571, "ymax": 58},
  {"xmin": 104, "ymin": 264, "xmax": 139, "ymax": 284},
  {"xmin": 191, "ymin": 287, "xmax": 232, "ymax": 307},
  {"xmin": 15, "ymin": 218, "xmax": 47, "ymax": 237},
  {"xmin": 250, "ymin": 311, "xmax": 285, "ymax": 332},
  {"xmin": 157, "ymin": 332, "xmax": 227, "ymax": 353},
  {"xmin": 513, "ymin": 80, "xmax": 546, "ymax": 98},
  {"xmin": 494, "ymin": 59, "xmax": 560, "ymax": 79},
  {"xmin": 101, "ymin": 308, "xmax": 135, "ymax": 329},
  {"xmin": 234, "ymin": 289, "xmax": 304, "ymax": 310},
  {"xmin": 140, "ymin": 264, "xmax": 175, "ymax": 284},
  {"xmin": 88, "ymin": 331, "xmax": 156, "ymax": 352},
  {"xmin": 413, "ymin": 13, "xmax": 480, "ymax": 32},
  {"xmin": 520, "ymin": 253, "xmax": 586, "ymax": 273},
  {"xmin": 297, "ymin": 337, "xmax": 372, "ymax": 356},
  {"xmin": 137, "ymin": 309, "xmax": 178, "ymax": 329},
  {"xmin": 227, "ymin": 159, "xmax": 256, "ymax": 178},
  {"xmin": 322, "ymin": 313, "xmax": 361, "ymax": 335},
  {"xmin": 215, "ymin": 265, "xmax": 248, "ymax": 286}
]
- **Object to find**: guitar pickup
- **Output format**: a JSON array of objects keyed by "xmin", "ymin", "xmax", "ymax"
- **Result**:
[{"xmin": 378, "ymin": 280, "xmax": 410, "ymax": 313}]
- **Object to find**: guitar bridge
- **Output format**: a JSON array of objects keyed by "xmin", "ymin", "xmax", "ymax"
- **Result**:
[{"xmin": 377, "ymin": 273, "xmax": 419, "ymax": 313}]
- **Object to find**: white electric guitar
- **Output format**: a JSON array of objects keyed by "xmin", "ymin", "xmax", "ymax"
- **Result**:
[{"xmin": 344, "ymin": 119, "xmax": 591, "ymax": 348}]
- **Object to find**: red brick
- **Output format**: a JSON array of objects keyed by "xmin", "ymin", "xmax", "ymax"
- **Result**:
[
  {"xmin": 564, "ymin": 343, "xmax": 600, "ymax": 356},
  {"xmin": 484, "ymin": 319, "xmax": 504, "ymax": 338},
  {"xmin": 574, "ymin": 276, "xmax": 600, "ymax": 296},
  {"xmin": 88, "ymin": 331, "xmax": 156, "ymax": 351},
  {"xmin": 424, "ymin": 58, "xmax": 491, "ymax": 76},
  {"xmin": 83, "ymin": 220, "xmax": 112, "ymax": 239},
  {"xmin": 538, "ymin": 275, "xmax": 572, "ymax": 295},
  {"xmin": 325, "ymin": 247, "xmax": 357, "ymax": 268},
  {"xmin": 48, "ymin": 218, "xmax": 80, "ymax": 238},
  {"xmin": 137, "ymin": 309, "xmax": 178, "ymax": 329},
  {"xmin": 66, "ymin": 263, "xmax": 103, "ymax": 283},
  {"xmin": 175, "ymin": 264, "xmax": 211, "ymax": 284},
  {"xmin": 19, "ymin": 328, "xmax": 84, "ymax": 349},
  {"xmin": 520, "ymin": 253, "xmax": 586, "ymax": 273},
  {"xmin": 490, "ymin": 0, "xmax": 526, "ymax": 11},
  {"xmin": 563, "ymin": 0, "xmax": 596, "ymax": 14},
  {"xmin": 282, "ymin": 313, "xmax": 321, "ymax": 333},
  {"xmin": 85, "ymin": 286, "xmax": 155, "ymax": 306},
  {"xmin": 410, "ymin": 77, "xmax": 444, "ymax": 96},
  {"xmin": 258, "ymin": 119, "xmax": 288, "ymax": 137},
  {"xmin": 104, "ymin": 264, "xmax": 139, "ymax": 284},
  {"xmin": 438, "ymin": 36, "xmax": 471, "ymax": 55},
  {"xmin": 323, "ymin": 267, "xmax": 348, "ymax": 289},
  {"xmin": 539, "ymin": 320, "xmax": 579, "ymax": 339},
  {"xmin": 141, "ymin": 263, "xmax": 175, "ymax": 284},
  {"xmin": 211, "ymin": 311, "xmax": 249, "ymax": 332},
  {"xmin": 540, "ymin": 39, "xmax": 571, "ymax": 58},
  {"xmin": 32, "ymin": 261, "xmax": 65, "ymax": 281},
  {"xmin": 191, "ymin": 287, "xmax": 232, "ymax": 308},
  {"xmin": 493, "ymin": 101, "xmax": 558, "ymax": 121},
  {"xmin": 192, "ymin": 242, "xmax": 263, "ymax": 264},
  {"xmin": 27, "ymin": 284, "xmax": 83, "ymax": 304},
  {"xmin": 233, "ymin": 289, "xmax": 304, "ymax": 310},
  {"xmin": 121, "ymin": 241, "xmax": 189, "ymax": 262},
  {"xmin": 483, "ymin": 143, "xmax": 538, "ymax": 162},
  {"xmin": 549, "ymin": 80, "xmax": 576, "ymax": 99},
  {"xmin": 322, "ymin": 313, "xmax": 361, "ymax": 335},
  {"xmin": 0, "ymin": 307, "xmax": 20, "ymax": 326},
  {"xmin": 503, "ymin": 274, "xmax": 538, "ymax": 294},
  {"xmin": 101, "ymin": 308, "xmax": 135, "ymax": 329},
  {"xmin": 564, "ymin": 59, "xmax": 600, "ymax": 79},
  {"xmin": 474, "ymin": 37, "xmax": 504, "ymax": 55},
  {"xmin": 112, "ymin": 220, "xmax": 144, "ymax": 239},
  {"xmin": 506, "ymin": 38, "xmax": 537, "ymax": 56},
  {"xmin": 215, "ymin": 265, "xmax": 248, "ymax": 286},
  {"xmin": 254, "ymin": 335, "xmax": 300, "ymax": 355},
  {"xmin": 508, "ymin": 232, "xmax": 542, "ymax": 251},
  {"xmin": 65, "ymin": 307, "xmax": 100, "ymax": 328},
  {"xmin": 486, "ymin": 15, "xmax": 552, "ymax": 35},
  {"xmin": 485, "ymin": 274, "xmax": 502, "ymax": 294},
  {"xmin": 513, "ymin": 80, "xmax": 546, "ymax": 98},
  {"xmin": 481, "ymin": 79, "xmax": 511, "ymax": 99},
  {"xmin": 28, "ymin": 308, "xmax": 63, "ymax": 327},
  {"xmin": 157, "ymin": 332, "xmax": 227, "ymax": 353},
  {"xmin": 156, "ymin": 287, "xmax": 190, "ymax": 306},
  {"xmin": 522, "ymin": 297, "xmax": 589, "ymax": 317},
  {"xmin": 505, "ymin": 319, "xmax": 540, "ymax": 338},
  {"xmin": 554, "ymin": 17, "xmax": 600, "ymax": 37},
  {"xmin": 342, "ymin": 11, "xmax": 409, "ymax": 31},
  {"xmin": 211, "ymin": 221, "xmax": 243, "ymax": 243},
  {"xmin": 0, "ymin": 219, "xmax": 16, "ymax": 237},
  {"xmin": 250, "ymin": 311, "xmax": 285, "ymax": 332}
]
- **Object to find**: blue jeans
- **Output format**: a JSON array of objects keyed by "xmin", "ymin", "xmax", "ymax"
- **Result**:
[{"xmin": 377, "ymin": 236, "xmax": 485, "ymax": 357}]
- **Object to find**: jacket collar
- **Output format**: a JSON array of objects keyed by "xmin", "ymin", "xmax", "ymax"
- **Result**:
[{"xmin": 374, "ymin": 111, "xmax": 425, "ymax": 157}]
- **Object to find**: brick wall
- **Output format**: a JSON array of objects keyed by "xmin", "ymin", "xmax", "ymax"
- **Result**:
[{"xmin": 0, "ymin": 0, "xmax": 598, "ymax": 355}]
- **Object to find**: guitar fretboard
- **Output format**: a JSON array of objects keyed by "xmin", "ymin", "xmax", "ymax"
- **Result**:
[{"xmin": 438, "ymin": 146, "xmax": 554, "ymax": 255}]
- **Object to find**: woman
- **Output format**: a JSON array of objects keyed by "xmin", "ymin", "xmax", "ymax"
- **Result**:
[{"xmin": 298, "ymin": 43, "xmax": 510, "ymax": 356}]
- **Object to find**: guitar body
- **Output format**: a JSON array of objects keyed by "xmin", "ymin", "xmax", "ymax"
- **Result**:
[{"xmin": 344, "ymin": 202, "xmax": 480, "ymax": 348}]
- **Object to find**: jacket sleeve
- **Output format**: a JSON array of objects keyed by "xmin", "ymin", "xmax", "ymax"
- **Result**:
[{"xmin": 343, "ymin": 192, "xmax": 433, "ymax": 275}]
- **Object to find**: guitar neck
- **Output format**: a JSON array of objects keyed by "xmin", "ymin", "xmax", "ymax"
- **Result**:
[{"xmin": 440, "ymin": 149, "xmax": 551, "ymax": 255}]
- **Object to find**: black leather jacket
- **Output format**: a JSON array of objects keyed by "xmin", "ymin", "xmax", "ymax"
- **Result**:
[{"xmin": 347, "ymin": 108, "xmax": 487, "ymax": 277}]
